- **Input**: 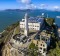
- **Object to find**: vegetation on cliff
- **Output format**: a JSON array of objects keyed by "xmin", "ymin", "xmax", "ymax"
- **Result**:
[{"xmin": 44, "ymin": 18, "xmax": 60, "ymax": 56}]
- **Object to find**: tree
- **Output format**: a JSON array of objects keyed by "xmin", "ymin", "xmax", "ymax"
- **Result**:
[
  {"xmin": 45, "ymin": 18, "xmax": 55, "ymax": 27},
  {"xmin": 48, "ymin": 42, "xmax": 60, "ymax": 56},
  {"xmin": 25, "ymin": 42, "xmax": 42, "ymax": 56}
]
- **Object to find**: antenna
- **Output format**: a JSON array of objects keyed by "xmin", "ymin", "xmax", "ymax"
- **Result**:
[{"xmin": 42, "ymin": 13, "xmax": 44, "ymax": 17}]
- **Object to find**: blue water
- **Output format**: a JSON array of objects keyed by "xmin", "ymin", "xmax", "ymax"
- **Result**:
[{"xmin": 0, "ymin": 10, "xmax": 60, "ymax": 32}]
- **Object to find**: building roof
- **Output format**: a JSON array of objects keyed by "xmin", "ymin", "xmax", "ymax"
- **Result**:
[
  {"xmin": 21, "ymin": 17, "xmax": 44, "ymax": 23},
  {"xmin": 29, "ymin": 17, "xmax": 43, "ymax": 23}
]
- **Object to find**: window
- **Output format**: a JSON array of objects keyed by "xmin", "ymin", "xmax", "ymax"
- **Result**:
[
  {"xmin": 43, "ymin": 52, "xmax": 44, "ymax": 53},
  {"xmin": 37, "ymin": 41, "xmax": 38, "ymax": 44},
  {"xmin": 37, "ymin": 26, "xmax": 39, "ymax": 27},
  {"xmin": 46, "ymin": 39, "xmax": 47, "ymax": 41},
  {"xmin": 41, "ymin": 44, "xmax": 42, "ymax": 46},
  {"xmin": 43, "ymin": 45, "xmax": 45, "ymax": 47},
  {"xmin": 21, "ymin": 24, "xmax": 23, "ymax": 25},
  {"xmin": 40, "ymin": 51, "xmax": 41, "ymax": 52},
  {"xmin": 33, "ymin": 25, "xmax": 34, "ymax": 27},
  {"xmin": 40, "ymin": 47, "xmax": 42, "ymax": 50},
  {"xmin": 43, "ymin": 48, "xmax": 46, "ymax": 52}
]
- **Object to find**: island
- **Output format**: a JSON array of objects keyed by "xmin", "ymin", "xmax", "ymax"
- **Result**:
[{"xmin": 0, "ymin": 13, "xmax": 60, "ymax": 56}]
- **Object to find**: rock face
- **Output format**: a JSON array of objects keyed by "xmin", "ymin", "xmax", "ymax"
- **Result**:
[{"xmin": 2, "ymin": 43, "xmax": 22, "ymax": 56}]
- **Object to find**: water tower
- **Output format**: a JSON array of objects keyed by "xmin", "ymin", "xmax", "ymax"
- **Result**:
[{"xmin": 24, "ymin": 13, "xmax": 29, "ymax": 36}]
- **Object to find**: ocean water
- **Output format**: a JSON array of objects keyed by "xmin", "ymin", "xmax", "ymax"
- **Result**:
[{"xmin": 0, "ymin": 10, "xmax": 60, "ymax": 32}]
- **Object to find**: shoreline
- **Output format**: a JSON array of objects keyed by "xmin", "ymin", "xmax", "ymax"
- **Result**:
[{"xmin": 0, "ymin": 30, "xmax": 5, "ymax": 34}]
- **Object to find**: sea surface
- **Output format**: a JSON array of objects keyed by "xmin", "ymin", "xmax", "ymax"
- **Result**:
[{"xmin": 0, "ymin": 9, "xmax": 60, "ymax": 32}]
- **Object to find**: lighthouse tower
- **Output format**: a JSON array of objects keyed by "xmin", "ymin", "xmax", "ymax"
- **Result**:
[{"xmin": 24, "ymin": 13, "xmax": 29, "ymax": 36}]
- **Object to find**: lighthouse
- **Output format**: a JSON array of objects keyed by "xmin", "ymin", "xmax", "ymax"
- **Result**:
[{"xmin": 24, "ymin": 13, "xmax": 29, "ymax": 36}]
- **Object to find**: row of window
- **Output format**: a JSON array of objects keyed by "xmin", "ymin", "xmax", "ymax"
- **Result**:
[
  {"xmin": 20, "ymin": 26, "xmax": 39, "ymax": 30},
  {"xmin": 40, "ymin": 44, "xmax": 45, "ymax": 47},
  {"xmin": 20, "ymin": 24, "xmax": 39, "ymax": 27},
  {"xmin": 29, "ymin": 28, "xmax": 39, "ymax": 30},
  {"xmin": 40, "ymin": 47, "xmax": 46, "ymax": 52}
]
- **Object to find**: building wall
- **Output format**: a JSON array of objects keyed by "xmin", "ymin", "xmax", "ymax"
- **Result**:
[
  {"xmin": 40, "ymin": 32, "xmax": 51, "ymax": 46},
  {"xmin": 32, "ymin": 40, "xmax": 47, "ymax": 56},
  {"xmin": 20, "ymin": 22, "xmax": 41, "ymax": 31},
  {"xmin": 41, "ymin": 35, "xmax": 50, "ymax": 46},
  {"xmin": 38, "ymin": 41, "xmax": 47, "ymax": 56}
]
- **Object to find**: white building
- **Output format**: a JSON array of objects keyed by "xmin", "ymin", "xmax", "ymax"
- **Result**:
[
  {"xmin": 20, "ymin": 14, "xmax": 44, "ymax": 31},
  {"xmin": 32, "ymin": 40, "xmax": 47, "ymax": 56},
  {"xmin": 40, "ymin": 30, "xmax": 51, "ymax": 46}
]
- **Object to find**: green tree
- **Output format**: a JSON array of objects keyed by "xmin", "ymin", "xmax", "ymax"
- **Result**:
[
  {"xmin": 48, "ymin": 42, "xmax": 60, "ymax": 56},
  {"xmin": 45, "ymin": 18, "xmax": 55, "ymax": 26},
  {"xmin": 27, "ymin": 42, "xmax": 41, "ymax": 56}
]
